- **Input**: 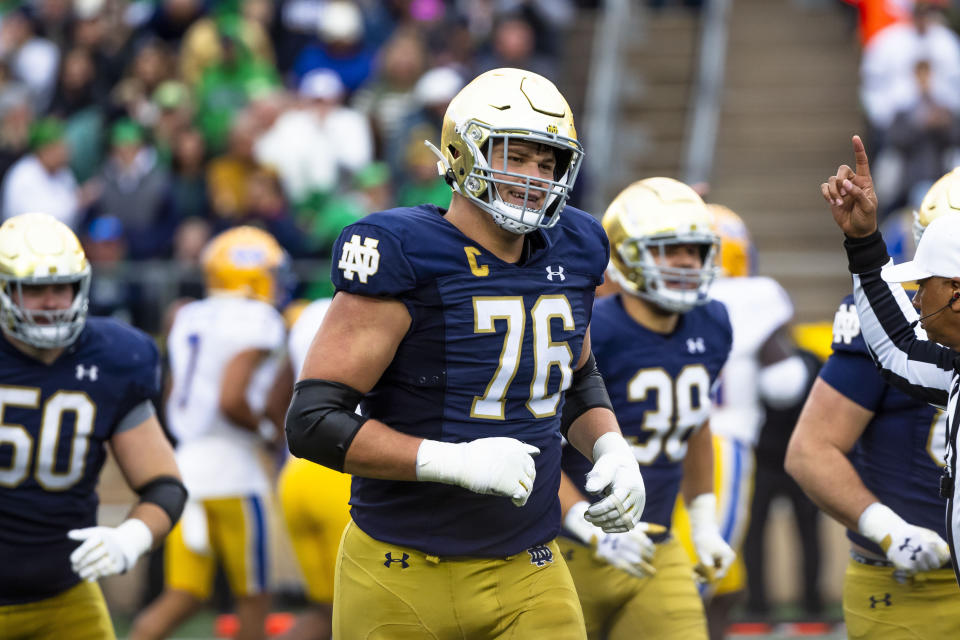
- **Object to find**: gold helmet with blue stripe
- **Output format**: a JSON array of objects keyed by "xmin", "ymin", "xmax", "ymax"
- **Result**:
[
  {"xmin": 604, "ymin": 177, "xmax": 719, "ymax": 312},
  {"xmin": 201, "ymin": 226, "xmax": 289, "ymax": 305},
  {"xmin": 425, "ymin": 67, "xmax": 584, "ymax": 235},
  {"xmin": 0, "ymin": 212, "xmax": 91, "ymax": 348},
  {"xmin": 707, "ymin": 203, "xmax": 756, "ymax": 278},
  {"xmin": 913, "ymin": 167, "xmax": 960, "ymax": 245}
]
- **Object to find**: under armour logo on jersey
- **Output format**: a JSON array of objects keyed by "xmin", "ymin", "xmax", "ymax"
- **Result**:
[
  {"xmin": 75, "ymin": 364, "xmax": 98, "ymax": 381},
  {"xmin": 686, "ymin": 337, "xmax": 706, "ymax": 354},
  {"xmin": 832, "ymin": 303, "xmax": 861, "ymax": 345},
  {"xmin": 869, "ymin": 593, "xmax": 892, "ymax": 608},
  {"xmin": 338, "ymin": 234, "xmax": 380, "ymax": 283},
  {"xmin": 384, "ymin": 552, "xmax": 409, "ymax": 569},
  {"xmin": 528, "ymin": 544, "xmax": 554, "ymax": 567},
  {"xmin": 546, "ymin": 265, "xmax": 565, "ymax": 281}
]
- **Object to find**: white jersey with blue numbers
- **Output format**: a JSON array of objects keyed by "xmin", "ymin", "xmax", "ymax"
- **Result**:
[
  {"xmin": 709, "ymin": 276, "xmax": 793, "ymax": 446},
  {"xmin": 331, "ymin": 204, "xmax": 609, "ymax": 557},
  {"xmin": 561, "ymin": 295, "xmax": 733, "ymax": 533},
  {"xmin": 166, "ymin": 295, "xmax": 286, "ymax": 499}
]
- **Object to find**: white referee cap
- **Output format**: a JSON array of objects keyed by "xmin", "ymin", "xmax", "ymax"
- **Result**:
[{"xmin": 882, "ymin": 214, "xmax": 960, "ymax": 282}]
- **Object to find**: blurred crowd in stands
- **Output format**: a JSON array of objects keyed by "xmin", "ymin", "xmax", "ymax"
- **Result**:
[
  {"xmin": 0, "ymin": 0, "xmax": 590, "ymax": 331},
  {"xmin": 848, "ymin": 0, "xmax": 960, "ymax": 227},
  {"xmin": 4, "ymin": 0, "xmax": 960, "ymax": 333}
]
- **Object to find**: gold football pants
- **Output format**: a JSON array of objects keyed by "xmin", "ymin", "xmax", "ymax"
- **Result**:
[
  {"xmin": 0, "ymin": 581, "xmax": 114, "ymax": 640},
  {"xmin": 843, "ymin": 557, "xmax": 960, "ymax": 639},
  {"xmin": 334, "ymin": 521, "xmax": 587, "ymax": 639},
  {"xmin": 559, "ymin": 535, "xmax": 708, "ymax": 640}
]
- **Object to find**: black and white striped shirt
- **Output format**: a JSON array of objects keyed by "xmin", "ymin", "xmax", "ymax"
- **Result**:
[{"xmin": 845, "ymin": 230, "xmax": 960, "ymax": 583}]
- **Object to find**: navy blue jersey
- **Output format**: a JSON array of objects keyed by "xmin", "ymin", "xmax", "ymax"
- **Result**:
[
  {"xmin": 562, "ymin": 295, "xmax": 732, "ymax": 533},
  {"xmin": 821, "ymin": 294, "xmax": 946, "ymax": 556},
  {"xmin": 330, "ymin": 204, "xmax": 608, "ymax": 556},
  {"xmin": 0, "ymin": 318, "xmax": 161, "ymax": 604}
]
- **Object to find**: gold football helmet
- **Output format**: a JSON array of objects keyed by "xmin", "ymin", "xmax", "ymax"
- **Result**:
[
  {"xmin": 708, "ymin": 203, "xmax": 756, "ymax": 278},
  {"xmin": 913, "ymin": 167, "xmax": 960, "ymax": 245},
  {"xmin": 425, "ymin": 67, "xmax": 584, "ymax": 235},
  {"xmin": 0, "ymin": 212, "xmax": 91, "ymax": 348},
  {"xmin": 201, "ymin": 226, "xmax": 289, "ymax": 305},
  {"xmin": 604, "ymin": 178, "xmax": 719, "ymax": 312}
]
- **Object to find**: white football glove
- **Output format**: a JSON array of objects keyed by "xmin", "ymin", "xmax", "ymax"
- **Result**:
[
  {"xmin": 858, "ymin": 502, "xmax": 951, "ymax": 574},
  {"xmin": 416, "ymin": 437, "xmax": 540, "ymax": 506},
  {"xmin": 688, "ymin": 493, "xmax": 736, "ymax": 583},
  {"xmin": 565, "ymin": 501, "xmax": 666, "ymax": 578},
  {"xmin": 583, "ymin": 432, "xmax": 646, "ymax": 532},
  {"xmin": 68, "ymin": 519, "xmax": 153, "ymax": 582}
]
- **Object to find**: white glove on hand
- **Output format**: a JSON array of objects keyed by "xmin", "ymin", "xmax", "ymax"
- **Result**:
[
  {"xmin": 689, "ymin": 493, "xmax": 736, "ymax": 583},
  {"xmin": 68, "ymin": 519, "xmax": 153, "ymax": 582},
  {"xmin": 583, "ymin": 432, "xmax": 645, "ymax": 532},
  {"xmin": 859, "ymin": 502, "xmax": 951, "ymax": 574},
  {"xmin": 416, "ymin": 437, "xmax": 540, "ymax": 506},
  {"xmin": 565, "ymin": 501, "xmax": 665, "ymax": 578}
]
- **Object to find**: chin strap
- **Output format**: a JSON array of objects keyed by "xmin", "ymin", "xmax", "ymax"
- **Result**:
[{"xmin": 424, "ymin": 140, "xmax": 456, "ymax": 187}]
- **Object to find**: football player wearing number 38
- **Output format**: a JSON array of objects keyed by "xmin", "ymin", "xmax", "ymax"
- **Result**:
[
  {"xmin": 559, "ymin": 178, "xmax": 735, "ymax": 640},
  {"xmin": 0, "ymin": 213, "xmax": 185, "ymax": 639},
  {"xmin": 285, "ymin": 68, "xmax": 646, "ymax": 640}
]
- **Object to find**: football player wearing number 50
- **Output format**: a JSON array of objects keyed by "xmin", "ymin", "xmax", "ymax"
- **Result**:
[
  {"xmin": 131, "ymin": 227, "xmax": 289, "ymax": 640},
  {"xmin": 0, "ymin": 213, "xmax": 185, "ymax": 639},
  {"xmin": 559, "ymin": 178, "xmax": 735, "ymax": 640},
  {"xmin": 285, "ymin": 67, "xmax": 646, "ymax": 640}
]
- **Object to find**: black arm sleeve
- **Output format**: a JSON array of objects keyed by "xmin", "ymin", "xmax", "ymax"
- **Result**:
[
  {"xmin": 560, "ymin": 352, "xmax": 614, "ymax": 438},
  {"xmin": 136, "ymin": 475, "xmax": 188, "ymax": 526},
  {"xmin": 285, "ymin": 379, "xmax": 369, "ymax": 472}
]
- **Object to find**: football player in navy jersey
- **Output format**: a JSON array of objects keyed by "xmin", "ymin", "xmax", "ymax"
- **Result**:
[
  {"xmin": 285, "ymin": 68, "xmax": 646, "ymax": 639},
  {"xmin": 0, "ymin": 213, "xmax": 186, "ymax": 639},
  {"xmin": 787, "ymin": 170, "xmax": 960, "ymax": 638},
  {"xmin": 558, "ymin": 178, "xmax": 735, "ymax": 640}
]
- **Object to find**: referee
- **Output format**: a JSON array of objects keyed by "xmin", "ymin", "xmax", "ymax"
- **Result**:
[{"xmin": 822, "ymin": 135, "xmax": 959, "ymax": 583}]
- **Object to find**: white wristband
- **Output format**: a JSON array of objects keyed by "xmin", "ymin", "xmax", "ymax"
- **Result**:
[
  {"xmin": 858, "ymin": 502, "xmax": 905, "ymax": 545},
  {"xmin": 688, "ymin": 493, "xmax": 718, "ymax": 531},
  {"xmin": 592, "ymin": 432, "xmax": 632, "ymax": 462},
  {"xmin": 118, "ymin": 518, "xmax": 154, "ymax": 565},
  {"xmin": 564, "ymin": 500, "xmax": 598, "ymax": 545},
  {"xmin": 415, "ymin": 439, "xmax": 461, "ymax": 484},
  {"xmin": 257, "ymin": 417, "xmax": 277, "ymax": 442}
]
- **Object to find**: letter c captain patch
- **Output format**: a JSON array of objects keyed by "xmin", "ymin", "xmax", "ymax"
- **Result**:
[{"xmin": 464, "ymin": 246, "xmax": 489, "ymax": 277}]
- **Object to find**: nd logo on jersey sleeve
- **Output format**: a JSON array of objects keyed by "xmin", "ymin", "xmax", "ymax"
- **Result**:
[{"xmin": 337, "ymin": 234, "xmax": 381, "ymax": 284}]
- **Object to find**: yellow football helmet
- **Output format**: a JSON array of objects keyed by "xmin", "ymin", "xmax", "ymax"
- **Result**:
[
  {"xmin": 913, "ymin": 167, "xmax": 960, "ymax": 245},
  {"xmin": 708, "ymin": 204, "xmax": 756, "ymax": 278},
  {"xmin": 604, "ymin": 177, "xmax": 719, "ymax": 312},
  {"xmin": 0, "ymin": 212, "xmax": 91, "ymax": 348},
  {"xmin": 201, "ymin": 226, "xmax": 289, "ymax": 305},
  {"xmin": 424, "ymin": 67, "xmax": 584, "ymax": 235}
]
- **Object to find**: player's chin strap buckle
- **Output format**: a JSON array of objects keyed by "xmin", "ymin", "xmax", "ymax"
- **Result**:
[
  {"xmin": 940, "ymin": 472, "xmax": 954, "ymax": 500},
  {"xmin": 424, "ymin": 140, "xmax": 456, "ymax": 187}
]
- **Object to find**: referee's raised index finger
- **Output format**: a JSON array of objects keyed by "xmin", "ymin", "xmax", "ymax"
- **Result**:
[{"xmin": 852, "ymin": 135, "xmax": 871, "ymax": 177}]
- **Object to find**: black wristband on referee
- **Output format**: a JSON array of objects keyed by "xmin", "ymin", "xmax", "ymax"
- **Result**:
[{"xmin": 843, "ymin": 229, "xmax": 889, "ymax": 274}]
